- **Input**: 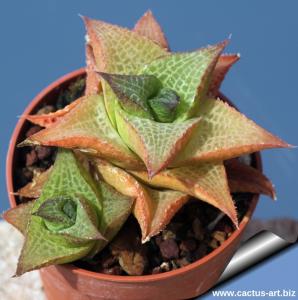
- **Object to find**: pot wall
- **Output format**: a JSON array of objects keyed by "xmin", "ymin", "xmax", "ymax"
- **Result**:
[{"xmin": 7, "ymin": 69, "xmax": 259, "ymax": 300}]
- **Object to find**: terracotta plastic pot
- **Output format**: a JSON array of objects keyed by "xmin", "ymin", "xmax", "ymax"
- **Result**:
[{"xmin": 7, "ymin": 68, "xmax": 260, "ymax": 300}]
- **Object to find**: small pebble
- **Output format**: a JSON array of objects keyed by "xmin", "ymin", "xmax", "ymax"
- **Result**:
[
  {"xmin": 37, "ymin": 105, "xmax": 55, "ymax": 115},
  {"xmin": 212, "ymin": 231, "xmax": 226, "ymax": 245},
  {"xmin": 159, "ymin": 238, "xmax": 179, "ymax": 260},
  {"xmin": 102, "ymin": 266, "xmax": 122, "ymax": 275},
  {"xmin": 209, "ymin": 239, "xmax": 220, "ymax": 249},
  {"xmin": 192, "ymin": 218, "xmax": 204, "ymax": 241},
  {"xmin": 101, "ymin": 255, "xmax": 118, "ymax": 269},
  {"xmin": 194, "ymin": 244, "xmax": 208, "ymax": 260},
  {"xmin": 35, "ymin": 146, "xmax": 52, "ymax": 160},
  {"xmin": 162, "ymin": 229, "xmax": 176, "ymax": 240},
  {"xmin": 175, "ymin": 257, "xmax": 190, "ymax": 268},
  {"xmin": 25, "ymin": 150, "xmax": 37, "ymax": 166},
  {"xmin": 179, "ymin": 239, "xmax": 197, "ymax": 252},
  {"xmin": 160, "ymin": 262, "xmax": 171, "ymax": 272}
]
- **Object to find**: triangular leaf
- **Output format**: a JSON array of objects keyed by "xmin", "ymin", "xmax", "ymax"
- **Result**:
[
  {"xmin": 131, "ymin": 162, "xmax": 238, "ymax": 226},
  {"xmin": 89, "ymin": 180, "xmax": 134, "ymax": 256},
  {"xmin": 34, "ymin": 196, "xmax": 104, "ymax": 242},
  {"xmin": 83, "ymin": 16, "xmax": 167, "ymax": 75},
  {"xmin": 208, "ymin": 54, "xmax": 240, "ymax": 96},
  {"xmin": 95, "ymin": 159, "xmax": 154, "ymax": 240},
  {"xmin": 142, "ymin": 42, "xmax": 226, "ymax": 119},
  {"xmin": 145, "ymin": 189, "xmax": 189, "ymax": 241},
  {"xmin": 116, "ymin": 109, "xmax": 201, "ymax": 176},
  {"xmin": 16, "ymin": 149, "xmax": 104, "ymax": 275},
  {"xmin": 17, "ymin": 167, "xmax": 52, "ymax": 198},
  {"xmin": 19, "ymin": 94, "xmax": 143, "ymax": 170},
  {"xmin": 85, "ymin": 44, "xmax": 101, "ymax": 95},
  {"xmin": 99, "ymin": 72, "xmax": 160, "ymax": 119},
  {"xmin": 16, "ymin": 216, "xmax": 92, "ymax": 276},
  {"xmin": 173, "ymin": 98, "xmax": 291, "ymax": 166},
  {"xmin": 226, "ymin": 159, "xmax": 276, "ymax": 199},
  {"xmin": 83, "ymin": 16, "xmax": 168, "ymax": 126},
  {"xmin": 133, "ymin": 10, "xmax": 169, "ymax": 50},
  {"xmin": 25, "ymin": 98, "xmax": 82, "ymax": 128},
  {"xmin": 2, "ymin": 201, "xmax": 35, "ymax": 235},
  {"xmin": 95, "ymin": 159, "xmax": 188, "ymax": 242}
]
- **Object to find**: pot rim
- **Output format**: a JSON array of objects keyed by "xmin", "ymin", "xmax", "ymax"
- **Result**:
[{"xmin": 6, "ymin": 68, "xmax": 260, "ymax": 283}]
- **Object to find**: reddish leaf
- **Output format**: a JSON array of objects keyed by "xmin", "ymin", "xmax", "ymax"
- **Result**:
[
  {"xmin": 173, "ymin": 98, "xmax": 291, "ymax": 166},
  {"xmin": 25, "ymin": 98, "xmax": 82, "ymax": 128},
  {"xmin": 95, "ymin": 159, "xmax": 189, "ymax": 241},
  {"xmin": 2, "ymin": 201, "xmax": 35, "ymax": 235},
  {"xmin": 85, "ymin": 44, "xmax": 102, "ymax": 95},
  {"xmin": 131, "ymin": 162, "xmax": 238, "ymax": 227},
  {"xmin": 226, "ymin": 159, "xmax": 276, "ymax": 199},
  {"xmin": 133, "ymin": 10, "xmax": 169, "ymax": 50},
  {"xmin": 17, "ymin": 167, "xmax": 52, "ymax": 198},
  {"xmin": 19, "ymin": 95, "xmax": 143, "ymax": 170},
  {"xmin": 208, "ymin": 54, "xmax": 240, "ymax": 96}
]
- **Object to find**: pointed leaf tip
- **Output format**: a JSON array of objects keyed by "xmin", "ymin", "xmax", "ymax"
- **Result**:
[
  {"xmin": 20, "ymin": 95, "xmax": 143, "ymax": 170},
  {"xmin": 131, "ymin": 162, "xmax": 239, "ymax": 227},
  {"xmin": 142, "ymin": 41, "xmax": 227, "ymax": 119},
  {"xmin": 173, "ymin": 98, "xmax": 291, "ymax": 166},
  {"xmin": 226, "ymin": 159, "xmax": 277, "ymax": 199},
  {"xmin": 134, "ymin": 10, "xmax": 169, "ymax": 49},
  {"xmin": 208, "ymin": 54, "xmax": 240, "ymax": 96},
  {"xmin": 116, "ymin": 110, "xmax": 201, "ymax": 176}
]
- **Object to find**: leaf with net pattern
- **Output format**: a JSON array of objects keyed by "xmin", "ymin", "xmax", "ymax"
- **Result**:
[
  {"xmin": 142, "ymin": 42, "xmax": 226, "ymax": 119},
  {"xmin": 95, "ymin": 159, "xmax": 188, "ymax": 242},
  {"xmin": 88, "ymin": 180, "xmax": 134, "ymax": 256},
  {"xmin": 131, "ymin": 162, "xmax": 238, "ymax": 226},
  {"xmin": 19, "ymin": 95, "xmax": 143, "ymax": 170},
  {"xmin": 83, "ymin": 16, "xmax": 168, "ymax": 126},
  {"xmin": 2, "ymin": 201, "xmax": 35, "ymax": 235},
  {"xmin": 17, "ymin": 167, "xmax": 52, "ymax": 198},
  {"xmin": 133, "ymin": 10, "xmax": 169, "ymax": 50},
  {"xmin": 208, "ymin": 54, "xmax": 240, "ymax": 96},
  {"xmin": 15, "ymin": 149, "xmax": 104, "ymax": 275},
  {"xmin": 172, "ymin": 98, "xmax": 291, "ymax": 166},
  {"xmin": 85, "ymin": 44, "xmax": 102, "ymax": 96},
  {"xmin": 116, "ymin": 110, "xmax": 201, "ymax": 176}
]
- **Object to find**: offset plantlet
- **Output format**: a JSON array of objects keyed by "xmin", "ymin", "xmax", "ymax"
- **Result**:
[{"xmin": 4, "ymin": 11, "xmax": 291, "ymax": 276}]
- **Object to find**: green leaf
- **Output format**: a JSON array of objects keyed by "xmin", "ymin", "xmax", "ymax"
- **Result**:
[
  {"xmin": 89, "ymin": 180, "xmax": 134, "ymax": 256},
  {"xmin": 83, "ymin": 16, "xmax": 168, "ymax": 126},
  {"xmin": 116, "ymin": 109, "xmax": 201, "ymax": 176},
  {"xmin": 33, "ymin": 196, "xmax": 77, "ymax": 229},
  {"xmin": 16, "ymin": 149, "xmax": 104, "ymax": 275},
  {"xmin": 141, "ymin": 42, "xmax": 226, "ymax": 120},
  {"xmin": 148, "ymin": 87, "xmax": 180, "ymax": 122},
  {"xmin": 20, "ymin": 94, "xmax": 144, "ymax": 170},
  {"xmin": 2, "ymin": 201, "xmax": 35, "ymax": 235},
  {"xmin": 99, "ymin": 72, "xmax": 161, "ymax": 119},
  {"xmin": 33, "ymin": 195, "xmax": 103, "ymax": 242},
  {"xmin": 172, "ymin": 98, "xmax": 291, "ymax": 166},
  {"xmin": 131, "ymin": 162, "xmax": 238, "ymax": 226},
  {"xmin": 95, "ymin": 159, "xmax": 189, "ymax": 242},
  {"xmin": 16, "ymin": 216, "xmax": 92, "ymax": 276}
]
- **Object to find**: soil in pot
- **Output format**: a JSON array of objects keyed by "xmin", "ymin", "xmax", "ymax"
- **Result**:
[{"xmin": 13, "ymin": 76, "xmax": 254, "ymax": 276}]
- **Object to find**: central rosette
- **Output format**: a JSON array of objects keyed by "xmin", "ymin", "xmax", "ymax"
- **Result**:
[{"xmin": 100, "ymin": 73, "xmax": 180, "ymax": 122}]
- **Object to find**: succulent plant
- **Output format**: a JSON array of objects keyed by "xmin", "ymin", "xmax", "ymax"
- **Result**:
[{"xmin": 4, "ymin": 10, "xmax": 290, "ymax": 276}]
